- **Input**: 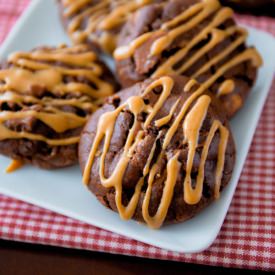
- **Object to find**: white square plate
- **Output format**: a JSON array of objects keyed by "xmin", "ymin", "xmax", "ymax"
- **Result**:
[{"xmin": 0, "ymin": 0, "xmax": 274, "ymax": 254}]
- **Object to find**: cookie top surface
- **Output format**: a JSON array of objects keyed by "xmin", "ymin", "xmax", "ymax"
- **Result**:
[
  {"xmin": 79, "ymin": 75, "xmax": 235, "ymax": 228},
  {"xmin": 114, "ymin": 0, "xmax": 263, "ymax": 118},
  {"xmin": 58, "ymin": 0, "xmax": 164, "ymax": 54},
  {"xmin": 0, "ymin": 44, "xmax": 117, "ymax": 168}
]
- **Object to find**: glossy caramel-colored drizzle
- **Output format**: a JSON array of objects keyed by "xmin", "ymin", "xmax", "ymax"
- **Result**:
[
  {"xmin": 0, "ymin": 45, "xmax": 114, "ymax": 146},
  {"xmin": 62, "ymin": 0, "xmax": 153, "ymax": 53},
  {"xmin": 83, "ymin": 76, "xmax": 229, "ymax": 228},
  {"xmin": 114, "ymin": 0, "xmax": 263, "ymax": 97},
  {"xmin": 6, "ymin": 159, "xmax": 24, "ymax": 173},
  {"xmin": 217, "ymin": 79, "xmax": 235, "ymax": 97}
]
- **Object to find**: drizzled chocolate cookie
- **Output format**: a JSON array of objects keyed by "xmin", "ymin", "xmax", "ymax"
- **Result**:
[
  {"xmin": 79, "ymin": 75, "xmax": 235, "ymax": 228},
  {"xmin": 0, "ymin": 44, "xmax": 118, "ymax": 169},
  {"xmin": 57, "ymin": 0, "xmax": 164, "ymax": 54},
  {"xmin": 114, "ymin": 0, "xmax": 262, "ymax": 118}
]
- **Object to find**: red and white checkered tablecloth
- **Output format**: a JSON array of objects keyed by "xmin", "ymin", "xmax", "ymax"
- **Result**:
[{"xmin": 0, "ymin": 0, "xmax": 274, "ymax": 271}]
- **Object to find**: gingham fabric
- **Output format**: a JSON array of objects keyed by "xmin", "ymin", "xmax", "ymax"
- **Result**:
[{"xmin": 0, "ymin": 0, "xmax": 274, "ymax": 271}]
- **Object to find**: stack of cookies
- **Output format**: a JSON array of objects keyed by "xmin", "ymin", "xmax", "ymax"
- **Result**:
[{"xmin": 0, "ymin": 0, "xmax": 262, "ymax": 228}]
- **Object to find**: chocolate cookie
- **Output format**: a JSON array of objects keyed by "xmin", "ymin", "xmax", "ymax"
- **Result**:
[
  {"xmin": 57, "ymin": 0, "xmax": 164, "ymax": 54},
  {"xmin": 0, "ymin": 44, "xmax": 118, "ymax": 169},
  {"xmin": 79, "ymin": 75, "xmax": 235, "ymax": 228},
  {"xmin": 115, "ymin": 0, "xmax": 263, "ymax": 118}
]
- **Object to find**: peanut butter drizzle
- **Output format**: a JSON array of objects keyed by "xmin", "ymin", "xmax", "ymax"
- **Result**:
[
  {"xmin": 62, "ymin": 0, "xmax": 153, "ymax": 53},
  {"xmin": 0, "ymin": 45, "xmax": 114, "ymax": 146},
  {"xmin": 218, "ymin": 79, "xmax": 235, "ymax": 97},
  {"xmin": 183, "ymin": 95, "xmax": 211, "ymax": 204},
  {"xmin": 184, "ymin": 79, "xmax": 198, "ymax": 93},
  {"xmin": 155, "ymin": 99, "xmax": 179, "ymax": 128},
  {"xmin": 6, "ymin": 159, "xmax": 24, "ymax": 173},
  {"xmin": 114, "ymin": 33, "xmax": 154, "ymax": 60},
  {"xmin": 114, "ymin": 0, "xmax": 262, "ymax": 97},
  {"xmin": 83, "ymin": 76, "xmax": 230, "ymax": 228},
  {"xmin": 0, "ymin": 91, "xmax": 97, "ymax": 112}
]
